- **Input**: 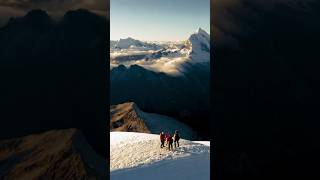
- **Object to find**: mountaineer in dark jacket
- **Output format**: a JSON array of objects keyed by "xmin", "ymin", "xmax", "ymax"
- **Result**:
[
  {"xmin": 166, "ymin": 133, "xmax": 173, "ymax": 150},
  {"xmin": 173, "ymin": 130, "xmax": 180, "ymax": 148},
  {"xmin": 160, "ymin": 131, "xmax": 165, "ymax": 148}
]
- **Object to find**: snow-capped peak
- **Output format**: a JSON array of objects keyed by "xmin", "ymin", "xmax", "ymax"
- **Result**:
[
  {"xmin": 182, "ymin": 28, "xmax": 210, "ymax": 62},
  {"xmin": 197, "ymin": 28, "xmax": 210, "ymax": 42},
  {"xmin": 115, "ymin": 37, "xmax": 144, "ymax": 49},
  {"xmin": 114, "ymin": 37, "xmax": 163, "ymax": 50}
]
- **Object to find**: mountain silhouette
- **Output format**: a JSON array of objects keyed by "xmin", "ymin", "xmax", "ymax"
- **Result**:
[{"xmin": 0, "ymin": 9, "xmax": 108, "ymax": 157}]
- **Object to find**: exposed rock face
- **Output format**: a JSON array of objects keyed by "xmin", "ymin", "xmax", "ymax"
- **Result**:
[
  {"xmin": 0, "ymin": 129, "xmax": 107, "ymax": 180},
  {"xmin": 110, "ymin": 102, "xmax": 150, "ymax": 133},
  {"xmin": 110, "ymin": 102, "xmax": 197, "ymax": 140}
]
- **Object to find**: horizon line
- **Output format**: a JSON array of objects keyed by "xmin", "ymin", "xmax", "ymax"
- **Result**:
[{"xmin": 110, "ymin": 28, "xmax": 210, "ymax": 42}]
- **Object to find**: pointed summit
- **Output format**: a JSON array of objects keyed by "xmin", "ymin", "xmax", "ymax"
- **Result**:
[
  {"xmin": 197, "ymin": 27, "xmax": 208, "ymax": 34},
  {"xmin": 182, "ymin": 28, "xmax": 210, "ymax": 62},
  {"xmin": 198, "ymin": 27, "xmax": 205, "ymax": 32},
  {"xmin": 197, "ymin": 27, "xmax": 210, "ymax": 40}
]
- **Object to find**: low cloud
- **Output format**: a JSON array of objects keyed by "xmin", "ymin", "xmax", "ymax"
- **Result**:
[
  {"xmin": 134, "ymin": 57, "xmax": 188, "ymax": 75},
  {"xmin": 111, "ymin": 56, "xmax": 189, "ymax": 76}
]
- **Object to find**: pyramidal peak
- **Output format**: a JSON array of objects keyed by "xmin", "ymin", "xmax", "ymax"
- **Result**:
[
  {"xmin": 197, "ymin": 27, "xmax": 208, "ymax": 34},
  {"xmin": 193, "ymin": 27, "xmax": 210, "ymax": 39},
  {"xmin": 181, "ymin": 28, "xmax": 210, "ymax": 62}
]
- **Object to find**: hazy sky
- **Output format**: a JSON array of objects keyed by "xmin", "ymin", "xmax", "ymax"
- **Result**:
[{"xmin": 110, "ymin": 0, "xmax": 210, "ymax": 41}]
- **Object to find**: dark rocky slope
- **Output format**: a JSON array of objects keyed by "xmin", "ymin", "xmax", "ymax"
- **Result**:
[
  {"xmin": 110, "ymin": 102, "xmax": 150, "ymax": 133},
  {"xmin": 110, "ymin": 102, "xmax": 196, "ymax": 139}
]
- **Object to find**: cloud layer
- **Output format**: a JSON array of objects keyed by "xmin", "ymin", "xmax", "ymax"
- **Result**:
[{"xmin": 111, "ymin": 56, "xmax": 189, "ymax": 76}]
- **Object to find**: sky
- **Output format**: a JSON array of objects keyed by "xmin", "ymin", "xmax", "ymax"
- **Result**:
[{"xmin": 110, "ymin": 0, "xmax": 210, "ymax": 41}]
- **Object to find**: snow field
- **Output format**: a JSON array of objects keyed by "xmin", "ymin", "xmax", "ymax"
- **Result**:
[{"xmin": 111, "ymin": 132, "xmax": 210, "ymax": 169}]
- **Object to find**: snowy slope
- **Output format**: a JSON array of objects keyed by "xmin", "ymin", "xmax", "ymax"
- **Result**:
[{"xmin": 110, "ymin": 132, "xmax": 210, "ymax": 180}]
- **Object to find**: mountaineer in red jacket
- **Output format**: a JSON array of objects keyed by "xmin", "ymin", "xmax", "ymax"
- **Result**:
[{"xmin": 166, "ymin": 133, "xmax": 173, "ymax": 150}]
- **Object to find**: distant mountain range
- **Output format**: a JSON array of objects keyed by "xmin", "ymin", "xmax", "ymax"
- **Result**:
[
  {"xmin": 110, "ymin": 28, "xmax": 210, "ymax": 65},
  {"xmin": 111, "ymin": 37, "xmax": 162, "ymax": 50}
]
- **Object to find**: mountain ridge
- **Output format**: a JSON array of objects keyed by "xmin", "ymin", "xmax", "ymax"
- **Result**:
[
  {"xmin": 0, "ymin": 129, "xmax": 107, "ymax": 179},
  {"xmin": 110, "ymin": 102, "xmax": 197, "ymax": 140}
]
